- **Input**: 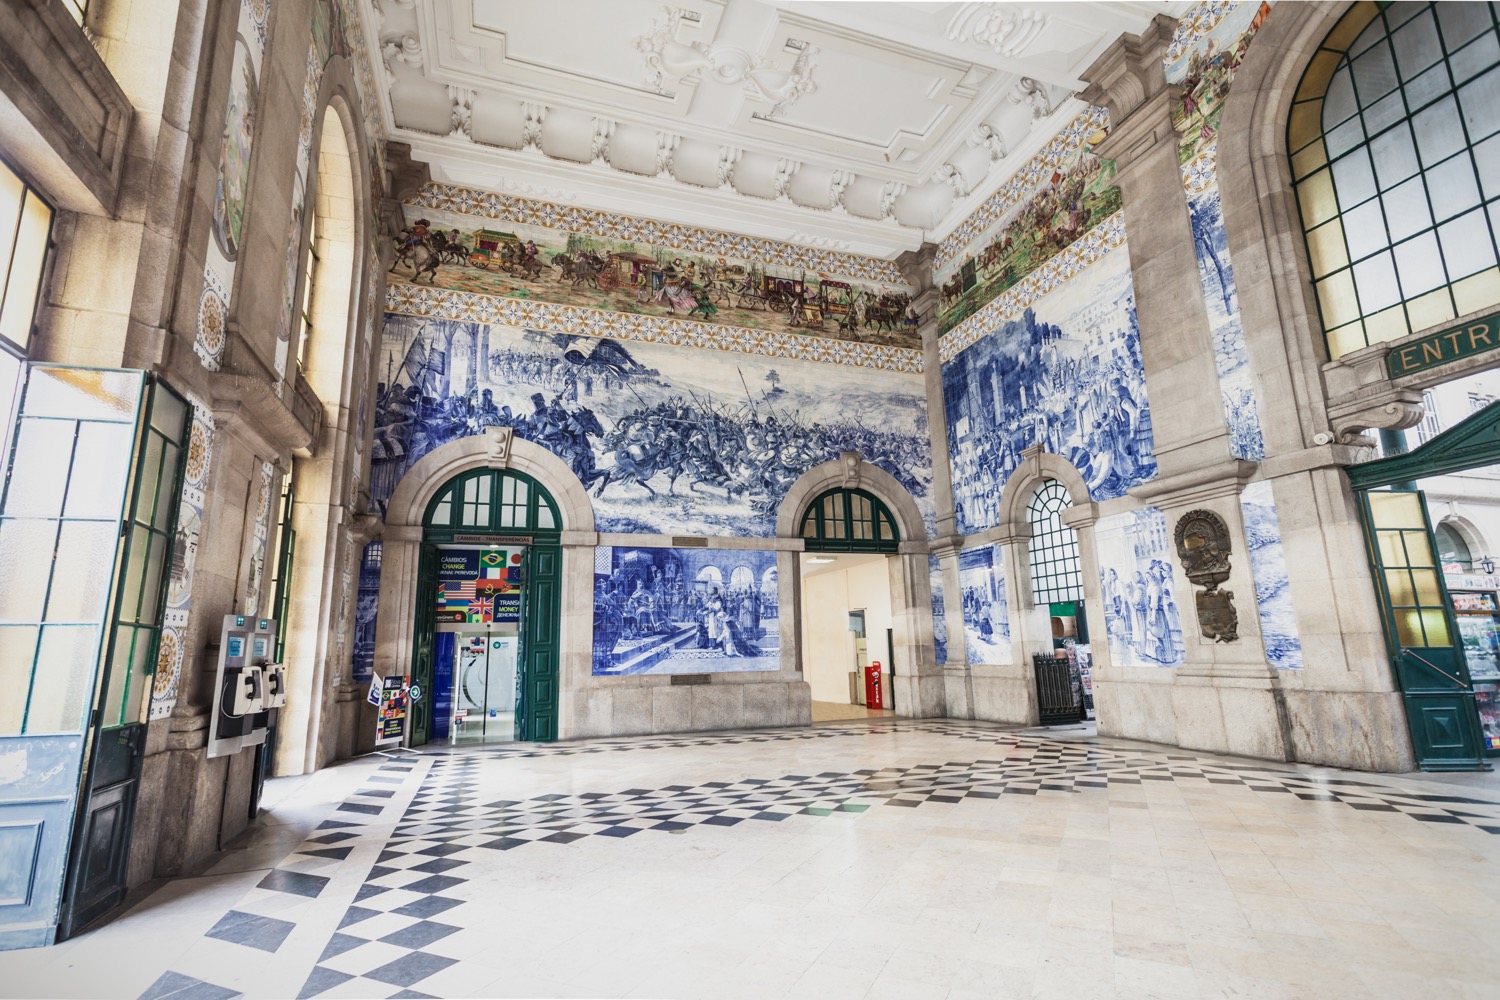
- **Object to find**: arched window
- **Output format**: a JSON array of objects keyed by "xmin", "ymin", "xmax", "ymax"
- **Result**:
[
  {"xmin": 799, "ymin": 487, "xmax": 900, "ymax": 552},
  {"xmin": 424, "ymin": 469, "xmax": 560, "ymax": 535},
  {"xmin": 1435, "ymin": 521, "xmax": 1475, "ymax": 570},
  {"xmin": 1290, "ymin": 2, "xmax": 1500, "ymax": 360},
  {"xmin": 1027, "ymin": 480, "xmax": 1083, "ymax": 604}
]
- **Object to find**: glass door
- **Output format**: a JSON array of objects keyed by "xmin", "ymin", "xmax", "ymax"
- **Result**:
[{"xmin": 1359, "ymin": 490, "xmax": 1486, "ymax": 769}]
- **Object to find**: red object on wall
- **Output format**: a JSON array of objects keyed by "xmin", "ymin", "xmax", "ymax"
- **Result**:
[{"xmin": 864, "ymin": 663, "xmax": 884, "ymax": 710}]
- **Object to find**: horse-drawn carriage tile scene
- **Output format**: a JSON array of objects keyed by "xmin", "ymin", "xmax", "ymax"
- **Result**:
[{"xmin": 389, "ymin": 198, "xmax": 923, "ymax": 351}]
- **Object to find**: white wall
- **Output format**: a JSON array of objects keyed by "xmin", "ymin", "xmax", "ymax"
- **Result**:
[{"xmin": 801, "ymin": 555, "xmax": 894, "ymax": 703}]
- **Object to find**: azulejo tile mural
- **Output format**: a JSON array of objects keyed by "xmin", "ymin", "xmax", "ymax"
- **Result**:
[
  {"xmin": 1095, "ymin": 507, "xmax": 1186, "ymax": 668},
  {"xmin": 387, "ymin": 198, "xmax": 921, "ymax": 351},
  {"xmin": 592, "ymin": 546, "xmax": 780, "ymax": 675},
  {"xmin": 373, "ymin": 315, "xmax": 934, "ymax": 537},
  {"xmin": 935, "ymin": 131, "xmax": 1120, "ymax": 336},
  {"xmin": 929, "ymin": 554, "xmax": 948, "ymax": 667},
  {"xmin": 935, "ymin": 106, "xmax": 1113, "ymax": 271},
  {"xmin": 1240, "ymin": 481, "xmax": 1304, "ymax": 669},
  {"xmin": 960, "ymin": 544, "xmax": 1012, "ymax": 665},
  {"xmin": 152, "ymin": 398, "xmax": 215, "ymax": 719},
  {"xmin": 941, "ymin": 243, "xmax": 1156, "ymax": 535}
]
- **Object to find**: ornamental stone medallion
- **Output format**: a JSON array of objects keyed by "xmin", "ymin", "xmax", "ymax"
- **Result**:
[{"xmin": 1174, "ymin": 508, "xmax": 1238, "ymax": 643}]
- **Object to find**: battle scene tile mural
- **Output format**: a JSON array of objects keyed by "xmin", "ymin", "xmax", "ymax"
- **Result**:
[
  {"xmin": 592, "ymin": 546, "xmax": 780, "ymax": 676},
  {"xmin": 960, "ymin": 544, "xmax": 1012, "ymax": 665},
  {"xmin": 373, "ymin": 315, "xmax": 933, "ymax": 538},
  {"xmin": 1240, "ymin": 480, "xmax": 1304, "ymax": 669},
  {"xmin": 1095, "ymin": 507, "xmax": 1186, "ymax": 668},
  {"xmin": 942, "ymin": 246, "xmax": 1155, "ymax": 535},
  {"xmin": 387, "ymin": 203, "xmax": 921, "ymax": 351}
]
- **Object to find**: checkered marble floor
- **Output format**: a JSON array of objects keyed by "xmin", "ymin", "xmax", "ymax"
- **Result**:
[{"xmin": 6, "ymin": 719, "xmax": 1500, "ymax": 1000}]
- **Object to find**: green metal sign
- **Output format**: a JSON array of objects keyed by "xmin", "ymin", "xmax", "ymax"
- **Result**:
[{"xmin": 1386, "ymin": 312, "xmax": 1500, "ymax": 378}]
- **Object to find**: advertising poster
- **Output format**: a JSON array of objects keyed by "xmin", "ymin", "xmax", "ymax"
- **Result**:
[
  {"xmin": 436, "ymin": 547, "xmax": 524, "ymax": 624},
  {"xmin": 377, "ymin": 674, "xmax": 408, "ymax": 743}
]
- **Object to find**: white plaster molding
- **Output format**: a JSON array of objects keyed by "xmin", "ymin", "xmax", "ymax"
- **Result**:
[
  {"xmin": 382, "ymin": 32, "xmax": 422, "ymax": 76},
  {"xmin": 1008, "ymin": 76, "xmax": 1052, "ymax": 126},
  {"xmin": 966, "ymin": 122, "xmax": 1008, "ymax": 162},
  {"xmin": 655, "ymin": 131, "xmax": 680, "ymax": 177},
  {"xmin": 591, "ymin": 117, "xmax": 615, "ymax": 165},
  {"xmin": 446, "ymin": 85, "xmax": 475, "ymax": 140},
  {"xmin": 773, "ymin": 157, "xmax": 799, "ymax": 201},
  {"xmin": 521, "ymin": 102, "xmax": 546, "ymax": 150},
  {"xmin": 828, "ymin": 169, "xmax": 853, "ymax": 212},
  {"xmin": 716, "ymin": 146, "xmax": 740, "ymax": 189},
  {"xmin": 636, "ymin": 5, "xmax": 818, "ymax": 119},
  {"xmin": 879, "ymin": 180, "xmax": 906, "ymax": 220},
  {"xmin": 946, "ymin": 4, "xmax": 1048, "ymax": 57},
  {"xmin": 932, "ymin": 162, "xmax": 972, "ymax": 198}
]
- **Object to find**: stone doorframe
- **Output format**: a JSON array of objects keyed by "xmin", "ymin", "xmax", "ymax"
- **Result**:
[
  {"xmin": 368, "ymin": 432, "xmax": 596, "ymax": 749},
  {"xmin": 775, "ymin": 452, "xmax": 943, "ymax": 717}
]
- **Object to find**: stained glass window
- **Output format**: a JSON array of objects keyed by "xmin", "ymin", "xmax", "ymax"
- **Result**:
[{"xmin": 1291, "ymin": 2, "xmax": 1500, "ymax": 359}]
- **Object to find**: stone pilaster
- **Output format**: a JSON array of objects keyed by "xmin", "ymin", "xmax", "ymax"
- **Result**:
[{"xmin": 1080, "ymin": 15, "xmax": 1237, "ymax": 483}]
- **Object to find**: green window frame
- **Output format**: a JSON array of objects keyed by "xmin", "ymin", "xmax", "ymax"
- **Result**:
[
  {"xmin": 799, "ymin": 487, "xmax": 900, "ymax": 552},
  {"xmin": 1027, "ymin": 479, "xmax": 1084, "ymax": 605},
  {"xmin": 1290, "ymin": 1, "xmax": 1500, "ymax": 360},
  {"xmin": 423, "ymin": 468, "xmax": 561, "ymax": 536}
]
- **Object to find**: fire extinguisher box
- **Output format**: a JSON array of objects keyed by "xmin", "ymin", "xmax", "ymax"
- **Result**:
[{"xmin": 863, "ymin": 663, "xmax": 884, "ymax": 710}]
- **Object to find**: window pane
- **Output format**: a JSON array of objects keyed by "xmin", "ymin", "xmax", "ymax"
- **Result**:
[
  {"xmin": 117, "ymin": 524, "xmax": 150, "ymax": 621},
  {"xmin": 1370, "ymin": 126, "xmax": 1420, "ymax": 189},
  {"xmin": 1392, "ymin": 9, "xmax": 1443, "ymax": 80},
  {"xmin": 0, "ymin": 517, "xmax": 56, "ymax": 620},
  {"xmin": 1426, "ymin": 155, "xmax": 1483, "ymax": 220},
  {"xmin": 1352, "ymin": 42, "xmax": 1400, "ymax": 103},
  {"xmin": 431, "ymin": 498, "xmax": 451, "ymax": 525},
  {"xmin": 0, "ymin": 191, "xmax": 51, "ymax": 350},
  {"xmin": 1450, "ymin": 32, "xmax": 1499, "ymax": 86},
  {"xmin": 1382, "ymin": 176, "xmax": 1431, "ymax": 241},
  {"xmin": 45, "ymin": 520, "xmax": 117, "ymax": 622},
  {"xmin": 138, "ymin": 531, "xmax": 166, "ymax": 621},
  {"xmin": 1438, "ymin": 209, "xmax": 1497, "ymax": 277},
  {"xmin": 65, "ymin": 420, "xmax": 133, "ymax": 519},
  {"xmin": 153, "ymin": 442, "xmax": 180, "ymax": 531},
  {"xmin": 1363, "ymin": 90, "xmax": 1407, "ymax": 136},
  {"xmin": 102, "ymin": 625, "xmax": 134, "ymax": 729},
  {"xmin": 1394, "ymin": 232, "xmax": 1447, "ymax": 296},
  {"xmin": 1332, "ymin": 148, "xmax": 1379, "ymax": 206},
  {"xmin": 4, "ymin": 417, "xmax": 74, "ymax": 516},
  {"xmin": 0, "ymin": 625, "xmax": 38, "ymax": 734},
  {"xmin": 1354, "ymin": 251, "xmax": 1402, "ymax": 311},
  {"xmin": 1459, "ymin": 67, "xmax": 1500, "ymax": 141},
  {"xmin": 24, "ymin": 367, "xmax": 140, "ymax": 422},
  {"xmin": 1324, "ymin": 69, "xmax": 1359, "ymax": 126},
  {"xmin": 1412, "ymin": 96, "xmax": 1467, "ymax": 166},
  {"xmin": 25, "ymin": 624, "xmax": 98, "ymax": 732},
  {"xmin": 1438, "ymin": 2, "xmax": 1491, "ymax": 53},
  {"xmin": 537, "ymin": 503, "xmax": 555, "ymax": 529}
]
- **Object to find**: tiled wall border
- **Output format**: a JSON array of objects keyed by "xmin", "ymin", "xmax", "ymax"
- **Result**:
[
  {"xmin": 1165, "ymin": 1, "xmax": 1241, "ymax": 65},
  {"xmin": 408, "ymin": 183, "xmax": 908, "ymax": 286},
  {"xmin": 938, "ymin": 212, "xmax": 1127, "ymax": 363},
  {"xmin": 385, "ymin": 282, "xmax": 926, "ymax": 374}
]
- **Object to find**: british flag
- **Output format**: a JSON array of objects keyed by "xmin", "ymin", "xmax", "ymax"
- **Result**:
[{"xmin": 467, "ymin": 595, "xmax": 495, "ymax": 621}]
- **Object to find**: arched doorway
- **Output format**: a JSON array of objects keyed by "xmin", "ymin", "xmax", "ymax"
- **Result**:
[
  {"xmin": 797, "ymin": 486, "xmax": 903, "ymax": 720},
  {"xmin": 412, "ymin": 467, "xmax": 562, "ymax": 745},
  {"xmin": 1024, "ymin": 479, "xmax": 1093, "ymax": 724}
]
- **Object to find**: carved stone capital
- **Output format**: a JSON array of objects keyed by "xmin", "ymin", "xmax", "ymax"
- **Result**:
[{"xmin": 1077, "ymin": 14, "xmax": 1177, "ymax": 123}]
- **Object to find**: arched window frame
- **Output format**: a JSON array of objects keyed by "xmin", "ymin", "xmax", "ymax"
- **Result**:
[
  {"xmin": 799, "ymin": 487, "xmax": 900, "ymax": 552},
  {"xmin": 1026, "ymin": 479, "xmax": 1084, "ymax": 605},
  {"xmin": 1289, "ymin": 1, "xmax": 1500, "ymax": 360},
  {"xmin": 423, "ymin": 468, "xmax": 561, "ymax": 539}
]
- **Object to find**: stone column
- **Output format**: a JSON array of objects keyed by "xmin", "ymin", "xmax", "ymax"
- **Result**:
[{"xmin": 1080, "ymin": 15, "xmax": 1237, "ymax": 484}]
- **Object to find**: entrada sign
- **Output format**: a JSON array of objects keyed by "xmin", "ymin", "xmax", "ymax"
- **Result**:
[{"xmin": 1386, "ymin": 312, "xmax": 1500, "ymax": 378}]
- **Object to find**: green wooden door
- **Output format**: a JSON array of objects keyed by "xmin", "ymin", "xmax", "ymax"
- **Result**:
[
  {"xmin": 521, "ymin": 544, "xmax": 560, "ymax": 741},
  {"xmin": 409, "ymin": 544, "xmax": 438, "ymax": 746},
  {"xmin": 1360, "ymin": 489, "xmax": 1485, "ymax": 770}
]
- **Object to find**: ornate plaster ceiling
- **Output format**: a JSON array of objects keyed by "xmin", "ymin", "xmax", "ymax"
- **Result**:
[{"xmin": 366, "ymin": 0, "xmax": 1185, "ymax": 258}]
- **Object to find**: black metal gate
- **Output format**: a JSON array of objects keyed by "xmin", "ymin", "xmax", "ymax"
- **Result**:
[{"xmin": 1033, "ymin": 652, "xmax": 1084, "ymax": 725}]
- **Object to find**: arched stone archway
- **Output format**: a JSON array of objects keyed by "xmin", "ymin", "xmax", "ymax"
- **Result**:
[
  {"xmin": 369, "ymin": 433, "xmax": 596, "ymax": 750},
  {"xmin": 777, "ymin": 453, "xmax": 942, "ymax": 718}
]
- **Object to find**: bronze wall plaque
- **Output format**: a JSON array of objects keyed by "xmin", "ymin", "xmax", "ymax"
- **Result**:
[{"xmin": 1174, "ymin": 509, "xmax": 1239, "ymax": 642}]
